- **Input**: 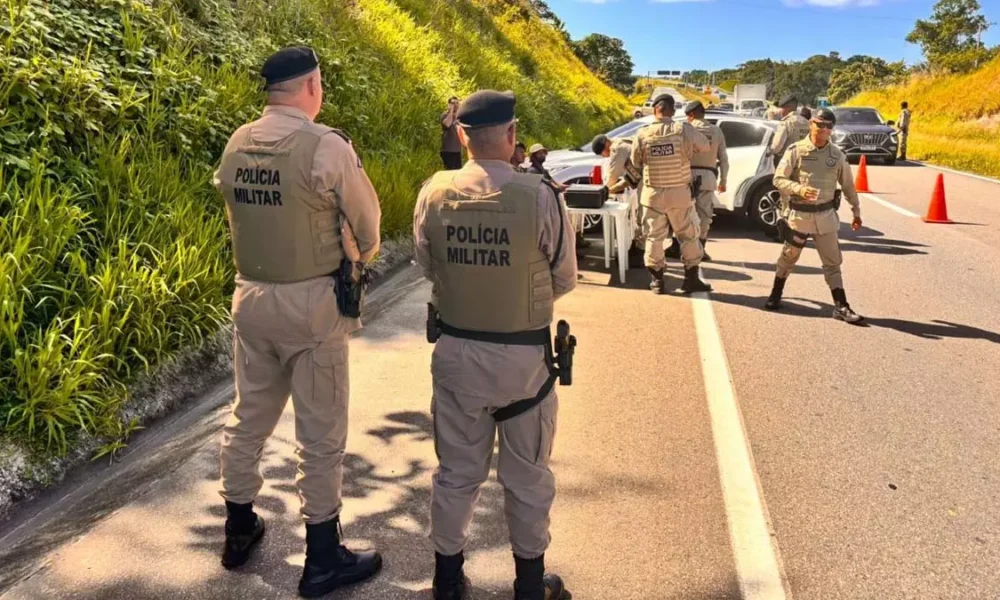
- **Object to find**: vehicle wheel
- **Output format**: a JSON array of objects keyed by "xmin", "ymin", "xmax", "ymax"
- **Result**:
[
  {"xmin": 633, "ymin": 111, "xmax": 643, "ymax": 119},
  {"xmin": 884, "ymin": 156, "xmax": 897, "ymax": 166},
  {"xmin": 748, "ymin": 183, "xmax": 781, "ymax": 236}
]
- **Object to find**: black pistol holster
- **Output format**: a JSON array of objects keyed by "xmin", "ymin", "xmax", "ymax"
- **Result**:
[
  {"xmin": 334, "ymin": 258, "xmax": 369, "ymax": 319},
  {"xmin": 690, "ymin": 175, "xmax": 703, "ymax": 200},
  {"xmin": 425, "ymin": 308, "xmax": 576, "ymax": 422},
  {"xmin": 833, "ymin": 189, "xmax": 843, "ymax": 210}
]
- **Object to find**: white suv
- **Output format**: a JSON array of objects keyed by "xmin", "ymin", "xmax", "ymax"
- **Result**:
[{"xmin": 544, "ymin": 113, "xmax": 784, "ymax": 234}]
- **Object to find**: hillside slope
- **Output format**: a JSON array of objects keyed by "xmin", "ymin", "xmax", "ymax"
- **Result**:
[
  {"xmin": 0, "ymin": 0, "xmax": 629, "ymax": 505},
  {"xmin": 847, "ymin": 57, "xmax": 1000, "ymax": 178}
]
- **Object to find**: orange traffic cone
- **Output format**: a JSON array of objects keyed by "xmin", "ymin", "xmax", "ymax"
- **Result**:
[
  {"xmin": 922, "ymin": 173, "xmax": 953, "ymax": 223},
  {"xmin": 854, "ymin": 155, "xmax": 871, "ymax": 193}
]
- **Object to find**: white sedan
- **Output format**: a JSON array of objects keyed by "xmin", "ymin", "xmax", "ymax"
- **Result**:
[{"xmin": 543, "ymin": 113, "xmax": 784, "ymax": 234}]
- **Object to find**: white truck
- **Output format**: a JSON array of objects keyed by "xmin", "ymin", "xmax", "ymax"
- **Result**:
[{"xmin": 733, "ymin": 84, "xmax": 767, "ymax": 117}]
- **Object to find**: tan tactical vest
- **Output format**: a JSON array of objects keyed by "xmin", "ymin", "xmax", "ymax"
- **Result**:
[
  {"xmin": 790, "ymin": 140, "xmax": 843, "ymax": 204},
  {"xmin": 218, "ymin": 121, "xmax": 344, "ymax": 283},
  {"xmin": 423, "ymin": 171, "xmax": 554, "ymax": 333},
  {"xmin": 640, "ymin": 121, "xmax": 691, "ymax": 189},
  {"xmin": 689, "ymin": 119, "xmax": 722, "ymax": 170},
  {"xmin": 781, "ymin": 114, "xmax": 811, "ymax": 153}
]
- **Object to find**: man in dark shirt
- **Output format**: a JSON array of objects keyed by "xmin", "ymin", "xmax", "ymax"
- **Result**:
[
  {"xmin": 440, "ymin": 96, "xmax": 462, "ymax": 169},
  {"xmin": 510, "ymin": 141, "xmax": 527, "ymax": 172}
]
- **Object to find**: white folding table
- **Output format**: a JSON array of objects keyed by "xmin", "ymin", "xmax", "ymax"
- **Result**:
[{"xmin": 566, "ymin": 195, "xmax": 634, "ymax": 283}]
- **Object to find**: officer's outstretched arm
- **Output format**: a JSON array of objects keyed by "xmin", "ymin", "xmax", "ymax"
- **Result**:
[{"xmin": 770, "ymin": 123, "xmax": 788, "ymax": 155}]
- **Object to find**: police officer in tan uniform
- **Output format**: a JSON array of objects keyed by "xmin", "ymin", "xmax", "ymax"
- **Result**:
[
  {"xmin": 592, "ymin": 133, "xmax": 644, "ymax": 267},
  {"xmin": 897, "ymin": 101, "xmax": 911, "ymax": 161},
  {"xmin": 685, "ymin": 101, "xmax": 729, "ymax": 261},
  {"xmin": 213, "ymin": 47, "xmax": 383, "ymax": 597},
  {"xmin": 414, "ymin": 90, "xmax": 575, "ymax": 600},
  {"xmin": 764, "ymin": 108, "xmax": 864, "ymax": 324},
  {"xmin": 771, "ymin": 94, "xmax": 810, "ymax": 167},
  {"xmin": 630, "ymin": 94, "xmax": 712, "ymax": 294}
]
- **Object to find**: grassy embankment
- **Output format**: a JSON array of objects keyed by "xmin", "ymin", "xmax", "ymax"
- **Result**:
[
  {"xmin": 847, "ymin": 56, "xmax": 1000, "ymax": 178},
  {"xmin": 0, "ymin": 0, "xmax": 629, "ymax": 461},
  {"xmin": 629, "ymin": 78, "xmax": 722, "ymax": 108}
]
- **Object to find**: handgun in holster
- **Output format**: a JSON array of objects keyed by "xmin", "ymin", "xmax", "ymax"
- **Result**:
[
  {"xmin": 690, "ymin": 175, "xmax": 703, "ymax": 199},
  {"xmin": 426, "ymin": 303, "xmax": 441, "ymax": 343},
  {"xmin": 833, "ymin": 189, "xmax": 843, "ymax": 210},
  {"xmin": 553, "ymin": 320, "xmax": 576, "ymax": 386},
  {"xmin": 623, "ymin": 158, "xmax": 641, "ymax": 190},
  {"xmin": 334, "ymin": 258, "xmax": 369, "ymax": 319}
]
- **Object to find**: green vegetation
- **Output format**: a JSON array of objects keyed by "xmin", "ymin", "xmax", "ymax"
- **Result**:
[
  {"xmin": 847, "ymin": 55, "xmax": 1000, "ymax": 178},
  {"xmin": 0, "ymin": 0, "xmax": 629, "ymax": 457}
]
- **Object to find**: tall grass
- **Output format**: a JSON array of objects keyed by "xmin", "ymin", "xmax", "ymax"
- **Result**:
[
  {"xmin": 848, "ymin": 56, "xmax": 1000, "ymax": 178},
  {"xmin": 0, "ymin": 0, "xmax": 630, "ymax": 456}
]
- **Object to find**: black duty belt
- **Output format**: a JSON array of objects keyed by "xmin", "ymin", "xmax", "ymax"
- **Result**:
[
  {"xmin": 437, "ymin": 321, "xmax": 559, "ymax": 422},
  {"xmin": 691, "ymin": 166, "xmax": 719, "ymax": 177},
  {"xmin": 789, "ymin": 199, "xmax": 835, "ymax": 213}
]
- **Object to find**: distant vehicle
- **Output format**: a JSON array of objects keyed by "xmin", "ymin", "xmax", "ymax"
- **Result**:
[
  {"xmin": 632, "ymin": 99, "xmax": 655, "ymax": 119},
  {"xmin": 544, "ymin": 113, "xmax": 785, "ymax": 234},
  {"xmin": 718, "ymin": 102, "xmax": 734, "ymax": 112},
  {"xmin": 829, "ymin": 106, "xmax": 900, "ymax": 165},
  {"xmin": 733, "ymin": 84, "xmax": 767, "ymax": 116}
]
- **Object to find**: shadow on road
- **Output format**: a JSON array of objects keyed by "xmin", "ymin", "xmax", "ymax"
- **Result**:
[{"xmin": 865, "ymin": 318, "xmax": 1000, "ymax": 343}]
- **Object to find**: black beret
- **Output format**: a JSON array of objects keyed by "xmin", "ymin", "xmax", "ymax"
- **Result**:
[
  {"xmin": 684, "ymin": 100, "xmax": 704, "ymax": 115},
  {"xmin": 779, "ymin": 94, "xmax": 798, "ymax": 107},
  {"xmin": 652, "ymin": 94, "xmax": 675, "ymax": 109},
  {"xmin": 591, "ymin": 134, "xmax": 610, "ymax": 155},
  {"xmin": 456, "ymin": 90, "xmax": 516, "ymax": 129},
  {"xmin": 813, "ymin": 108, "xmax": 836, "ymax": 124},
  {"xmin": 261, "ymin": 46, "xmax": 319, "ymax": 89}
]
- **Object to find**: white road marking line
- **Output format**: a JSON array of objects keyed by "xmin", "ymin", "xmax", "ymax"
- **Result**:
[
  {"xmin": 912, "ymin": 161, "xmax": 1000, "ymax": 185},
  {"xmin": 861, "ymin": 192, "xmax": 919, "ymax": 218},
  {"xmin": 690, "ymin": 292, "xmax": 789, "ymax": 600}
]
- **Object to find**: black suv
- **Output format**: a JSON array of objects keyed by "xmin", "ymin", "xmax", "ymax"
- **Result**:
[{"xmin": 830, "ymin": 107, "xmax": 900, "ymax": 165}]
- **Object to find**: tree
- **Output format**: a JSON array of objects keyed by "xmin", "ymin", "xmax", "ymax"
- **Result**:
[
  {"xmin": 828, "ymin": 56, "xmax": 909, "ymax": 103},
  {"xmin": 571, "ymin": 34, "xmax": 636, "ymax": 92},
  {"xmin": 684, "ymin": 70, "xmax": 710, "ymax": 84},
  {"xmin": 906, "ymin": 0, "xmax": 992, "ymax": 73}
]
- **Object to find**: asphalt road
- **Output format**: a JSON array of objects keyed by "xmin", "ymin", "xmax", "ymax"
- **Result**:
[{"xmin": 0, "ymin": 161, "xmax": 997, "ymax": 600}]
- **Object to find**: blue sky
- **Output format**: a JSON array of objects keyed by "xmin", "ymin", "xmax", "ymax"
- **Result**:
[{"xmin": 546, "ymin": 0, "xmax": 1000, "ymax": 73}]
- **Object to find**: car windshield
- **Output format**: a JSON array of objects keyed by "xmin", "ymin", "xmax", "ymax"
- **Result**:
[{"xmin": 832, "ymin": 108, "xmax": 885, "ymax": 125}]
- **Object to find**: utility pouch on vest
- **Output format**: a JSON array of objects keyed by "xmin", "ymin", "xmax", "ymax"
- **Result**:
[{"xmin": 334, "ymin": 258, "xmax": 369, "ymax": 319}]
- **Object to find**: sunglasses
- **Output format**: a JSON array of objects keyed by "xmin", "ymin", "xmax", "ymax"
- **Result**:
[{"xmin": 811, "ymin": 121, "xmax": 834, "ymax": 129}]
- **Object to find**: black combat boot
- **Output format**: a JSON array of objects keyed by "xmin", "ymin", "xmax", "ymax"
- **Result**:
[
  {"xmin": 664, "ymin": 237, "xmax": 681, "ymax": 259},
  {"xmin": 221, "ymin": 501, "xmax": 265, "ymax": 570},
  {"xmin": 298, "ymin": 518, "xmax": 383, "ymax": 598},
  {"xmin": 627, "ymin": 243, "xmax": 645, "ymax": 268},
  {"xmin": 513, "ymin": 554, "xmax": 571, "ymax": 600},
  {"xmin": 831, "ymin": 288, "xmax": 864, "ymax": 324},
  {"xmin": 764, "ymin": 276, "xmax": 787, "ymax": 311},
  {"xmin": 647, "ymin": 267, "xmax": 664, "ymax": 295},
  {"xmin": 433, "ymin": 552, "xmax": 468, "ymax": 600},
  {"xmin": 680, "ymin": 266, "xmax": 712, "ymax": 294},
  {"xmin": 700, "ymin": 238, "xmax": 712, "ymax": 262}
]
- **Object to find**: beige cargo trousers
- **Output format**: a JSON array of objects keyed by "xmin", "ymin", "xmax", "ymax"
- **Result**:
[
  {"xmin": 431, "ymin": 382, "xmax": 558, "ymax": 560},
  {"xmin": 220, "ymin": 274, "xmax": 356, "ymax": 524}
]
